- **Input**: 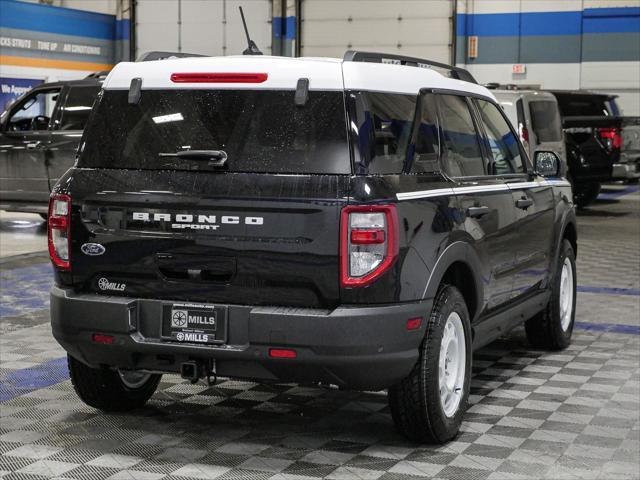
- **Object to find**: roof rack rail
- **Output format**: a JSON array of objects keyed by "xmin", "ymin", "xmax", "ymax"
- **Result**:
[
  {"xmin": 343, "ymin": 50, "xmax": 477, "ymax": 84},
  {"xmin": 136, "ymin": 51, "xmax": 208, "ymax": 62},
  {"xmin": 84, "ymin": 71, "xmax": 110, "ymax": 80},
  {"xmin": 484, "ymin": 82, "xmax": 541, "ymax": 91}
]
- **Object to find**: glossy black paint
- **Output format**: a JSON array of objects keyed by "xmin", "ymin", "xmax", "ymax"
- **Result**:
[{"xmin": 50, "ymin": 89, "xmax": 576, "ymax": 390}]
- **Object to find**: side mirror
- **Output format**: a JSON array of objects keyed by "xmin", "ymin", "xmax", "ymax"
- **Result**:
[{"xmin": 534, "ymin": 151, "xmax": 560, "ymax": 177}]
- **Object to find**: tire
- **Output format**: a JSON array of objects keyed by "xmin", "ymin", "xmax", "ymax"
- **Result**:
[
  {"xmin": 68, "ymin": 355, "xmax": 161, "ymax": 412},
  {"xmin": 388, "ymin": 285, "xmax": 472, "ymax": 444},
  {"xmin": 525, "ymin": 239, "xmax": 576, "ymax": 350},
  {"xmin": 574, "ymin": 182, "xmax": 601, "ymax": 209}
]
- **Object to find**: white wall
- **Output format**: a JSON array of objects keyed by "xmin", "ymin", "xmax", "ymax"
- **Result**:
[
  {"xmin": 300, "ymin": 0, "xmax": 454, "ymax": 62},
  {"xmin": 135, "ymin": 0, "xmax": 272, "ymax": 58},
  {"xmin": 19, "ymin": 0, "xmax": 120, "ymax": 15}
]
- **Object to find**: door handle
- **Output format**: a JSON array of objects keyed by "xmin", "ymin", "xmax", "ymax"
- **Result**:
[
  {"xmin": 26, "ymin": 142, "xmax": 41, "ymax": 150},
  {"xmin": 516, "ymin": 198, "xmax": 534, "ymax": 209},
  {"xmin": 467, "ymin": 206, "xmax": 490, "ymax": 218}
]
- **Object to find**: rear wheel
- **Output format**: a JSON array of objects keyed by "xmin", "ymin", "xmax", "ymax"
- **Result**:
[
  {"xmin": 525, "ymin": 239, "xmax": 576, "ymax": 350},
  {"xmin": 388, "ymin": 285, "xmax": 471, "ymax": 443},
  {"xmin": 68, "ymin": 355, "xmax": 161, "ymax": 411}
]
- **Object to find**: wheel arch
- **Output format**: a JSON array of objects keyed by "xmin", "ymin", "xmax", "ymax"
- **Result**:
[{"xmin": 423, "ymin": 241, "xmax": 484, "ymax": 322}]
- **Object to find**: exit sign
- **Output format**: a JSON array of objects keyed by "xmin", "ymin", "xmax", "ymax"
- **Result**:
[{"xmin": 512, "ymin": 64, "xmax": 526, "ymax": 74}]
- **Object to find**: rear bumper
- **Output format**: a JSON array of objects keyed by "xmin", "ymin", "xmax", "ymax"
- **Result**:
[
  {"xmin": 50, "ymin": 286, "xmax": 433, "ymax": 391},
  {"xmin": 612, "ymin": 155, "xmax": 640, "ymax": 180}
]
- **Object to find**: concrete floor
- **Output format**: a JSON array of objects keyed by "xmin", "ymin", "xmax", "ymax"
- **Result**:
[{"xmin": 0, "ymin": 184, "xmax": 638, "ymax": 480}]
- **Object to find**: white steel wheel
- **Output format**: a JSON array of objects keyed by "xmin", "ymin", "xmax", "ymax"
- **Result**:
[
  {"xmin": 118, "ymin": 370, "xmax": 152, "ymax": 389},
  {"xmin": 439, "ymin": 312, "xmax": 466, "ymax": 418},
  {"xmin": 559, "ymin": 258, "xmax": 574, "ymax": 332}
]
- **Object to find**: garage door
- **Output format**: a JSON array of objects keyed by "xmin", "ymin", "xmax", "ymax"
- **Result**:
[
  {"xmin": 135, "ymin": 0, "xmax": 272, "ymax": 58},
  {"xmin": 300, "ymin": 0, "xmax": 454, "ymax": 63}
]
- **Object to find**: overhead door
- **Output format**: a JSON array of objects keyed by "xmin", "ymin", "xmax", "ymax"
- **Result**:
[
  {"xmin": 135, "ymin": 0, "xmax": 272, "ymax": 58},
  {"xmin": 300, "ymin": 0, "xmax": 454, "ymax": 63}
]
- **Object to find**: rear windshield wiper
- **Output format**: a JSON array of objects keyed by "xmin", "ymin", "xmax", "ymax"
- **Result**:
[{"xmin": 159, "ymin": 150, "xmax": 227, "ymax": 167}]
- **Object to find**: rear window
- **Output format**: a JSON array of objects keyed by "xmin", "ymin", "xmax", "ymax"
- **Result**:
[
  {"xmin": 555, "ymin": 93, "xmax": 613, "ymax": 117},
  {"xmin": 529, "ymin": 101, "xmax": 562, "ymax": 142},
  {"xmin": 78, "ymin": 89, "xmax": 350, "ymax": 174}
]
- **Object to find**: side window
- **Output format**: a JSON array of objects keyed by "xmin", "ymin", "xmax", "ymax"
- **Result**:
[
  {"xmin": 352, "ymin": 91, "xmax": 417, "ymax": 174},
  {"xmin": 475, "ymin": 99, "xmax": 524, "ymax": 175},
  {"xmin": 529, "ymin": 101, "xmax": 562, "ymax": 143},
  {"xmin": 59, "ymin": 86, "xmax": 100, "ymax": 131},
  {"xmin": 7, "ymin": 89, "xmax": 60, "ymax": 132},
  {"xmin": 437, "ymin": 94, "xmax": 485, "ymax": 177},
  {"xmin": 411, "ymin": 93, "xmax": 440, "ymax": 173}
]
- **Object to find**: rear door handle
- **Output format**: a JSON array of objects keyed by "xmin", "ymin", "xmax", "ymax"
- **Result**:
[
  {"xmin": 467, "ymin": 206, "xmax": 490, "ymax": 218},
  {"xmin": 516, "ymin": 198, "xmax": 534, "ymax": 209}
]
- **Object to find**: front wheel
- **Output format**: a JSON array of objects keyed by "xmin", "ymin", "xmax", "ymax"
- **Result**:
[
  {"xmin": 525, "ymin": 239, "xmax": 576, "ymax": 350},
  {"xmin": 68, "ymin": 355, "xmax": 161, "ymax": 412},
  {"xmin": 388, "ymin": 285, "xmax": 472, "ymax": 444}
]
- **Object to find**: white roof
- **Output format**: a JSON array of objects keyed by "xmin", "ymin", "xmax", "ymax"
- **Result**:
[{"xmin": 103, "ymin": 55, "xmax": 495, "ymax": 100}]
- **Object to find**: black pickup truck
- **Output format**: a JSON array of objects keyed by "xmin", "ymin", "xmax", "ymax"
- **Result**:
[
  {"xmin": 0, "ymin": 74, "xmax": 103, "ymax": 216},
  {"xmin": 550, "ymin": 91, "xmax": 640, "ymax": 207}
]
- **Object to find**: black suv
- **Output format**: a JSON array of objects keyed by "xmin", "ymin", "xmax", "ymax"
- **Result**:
[
  {"xmin": 49, "ymin": 52, "xmax": 577, "ymax": 444},
  {"xmin": 0, "ymin": 74, "xmax": 103, "ymax": 216}
]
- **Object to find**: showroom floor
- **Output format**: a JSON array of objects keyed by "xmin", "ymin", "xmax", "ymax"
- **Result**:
[{"xmin": 0, "ymin": 184, "xmax": 638, "ymax": 480}]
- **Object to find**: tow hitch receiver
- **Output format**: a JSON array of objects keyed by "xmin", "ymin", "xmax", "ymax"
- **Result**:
[{"xmin": 180, "ymin": 360, "xmax": 216, "ymax": 385}]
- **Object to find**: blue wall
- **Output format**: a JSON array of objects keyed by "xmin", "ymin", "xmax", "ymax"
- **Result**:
[{"xmin": 456, "ymin": 6, "xmax": 640, "ymax": 64}]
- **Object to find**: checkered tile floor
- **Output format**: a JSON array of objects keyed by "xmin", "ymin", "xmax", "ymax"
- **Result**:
[
  {"xmin": 1, "ymin": 325, "xmax": 638, "ymax": 480},
  {"xmin": 1, "ymin": 185, "xmax": 639, "ymax": 480}
]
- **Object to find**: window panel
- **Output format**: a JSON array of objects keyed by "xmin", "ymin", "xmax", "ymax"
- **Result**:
[
  {"xmin": 476, "ymin": 99, "xmax": 524, "ymax": 175},
  {"xmin": 411, "ymin": 93, "xmax": 440, "ymax": 173},
  {"xmin": 60, "ymin": 86, "xmax": 100, "ymax": 131},
  {"xmin": 437, "ymin": 94, "xmax": 484, "ymax": 177}
]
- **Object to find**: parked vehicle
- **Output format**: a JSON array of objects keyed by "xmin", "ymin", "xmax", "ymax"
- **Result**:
[
  {"xmin": 550, "ymin": 90, "xmax": 640, "ymax": 206},
  {"xmin": 0, "ymin": 74, "xmax": 103, "ymax": 216},
  {"xmin": 492, "ymin": 89, "xmax": 567, "ymax": 176},
  {"xmin": 49, "ymin": 52, "xmax": 577, "ymax": 444}
]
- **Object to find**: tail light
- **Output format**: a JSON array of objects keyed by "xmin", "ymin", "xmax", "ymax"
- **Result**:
[
  {"xmin": 48, "ymin": 194, "xmax": 71, "ymax": 271},
  {"xmin": 340, "ymin": 205, "xmax": 399, "ymax": 287},
  {"xmin": 598, "ymin": 127, "xmax": 622, "ymax": 152},
  {"xmin": 518, "ymin": 123, "xmax": 529, "ymax": 145}
]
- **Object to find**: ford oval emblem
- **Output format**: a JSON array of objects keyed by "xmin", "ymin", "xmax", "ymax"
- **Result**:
[{"xmin": 81, "ymin": 243, "xmax": 105, "ymax": 256}]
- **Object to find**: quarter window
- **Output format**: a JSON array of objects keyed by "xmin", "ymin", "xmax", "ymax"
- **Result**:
[
  {"xmin": 437, "ymin": 94, "xmax": 484, "ymax": 177},
  {"xmin": 351, "ymin": 91, "xmax": 417, "ymax": 174},
  {"xmin": 59, "ymin": 86, "xmax": 100, "ymax": 130},
  {"xmin": 411, "ymin": 93, "xmax": 440, "ymax": 173},
  {"xmin": 475, "ymin": 99, "xmax": 524, "ymax": 175}
]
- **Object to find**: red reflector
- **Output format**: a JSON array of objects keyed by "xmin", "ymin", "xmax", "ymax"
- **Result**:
[
  {"xmin": 48, "ymin": 216, "xmax": 67, "ymax": 230},
  {"xmin": 406, "ymin": 317, "xmax": 422, "ymax": 330},
  {"xmin": 170, "ymin": 73, "xmax": 268, "ymax": 83},
  {"xmin": 92, "ymin": 333, "xmax": 114, "ymax": 344},
  {"xmin": 269, "ymin": 348, "xmax": 297, "ymax": 359},
  {"xmin": 350, "ymin": 229, "xmax": 385, "ymax": 245}
]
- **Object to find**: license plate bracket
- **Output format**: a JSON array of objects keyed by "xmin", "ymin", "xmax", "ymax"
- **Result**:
[{"xmin": 161, "ymin": 303, "xmax": 227, "ymax": 344}]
